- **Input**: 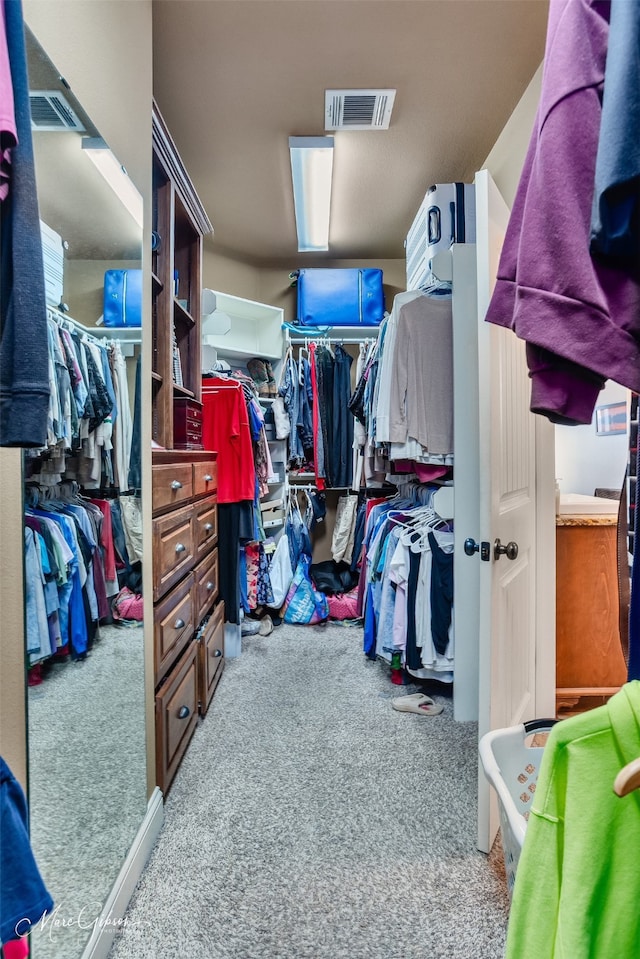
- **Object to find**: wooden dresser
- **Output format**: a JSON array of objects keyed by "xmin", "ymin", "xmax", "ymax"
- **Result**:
[
  {"xmin": 152, "ymin": 450, "xmax": 224, "ymax": 793},
  {"xmin": 556, "ymin": 514, "xmax": 627, "ymax": 715}
]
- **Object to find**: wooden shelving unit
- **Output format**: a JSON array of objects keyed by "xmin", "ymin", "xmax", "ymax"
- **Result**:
[
  {"xmin": 151, "ymin": 100, "xmax": 213, "ymax": 449},
  {"xmin": 151, "ymin": 102, "xmax": 222, "ymax": 796}
]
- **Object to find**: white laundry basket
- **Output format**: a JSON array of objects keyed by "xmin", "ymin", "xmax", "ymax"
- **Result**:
[{"xmin": 479, "ymin": 719, "xmax": 557, "ymax": 897}]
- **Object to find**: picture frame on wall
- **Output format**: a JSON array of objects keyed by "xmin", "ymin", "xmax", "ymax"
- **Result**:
[{"xmin": 595, "ymin": 401, "xmax": 627, "ymax": 435}]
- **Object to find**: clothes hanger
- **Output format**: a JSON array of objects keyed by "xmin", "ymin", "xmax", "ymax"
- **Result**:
[
  {"xmin": 614, "ymin": 757, "xmax": 640, "ymax": 797},
  {"xmin": 419, "ymin": 269, "xmax": 453, "ymax": 297}
]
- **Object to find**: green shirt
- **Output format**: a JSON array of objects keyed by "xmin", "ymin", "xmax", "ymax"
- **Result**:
[{"xmin": 506, "ymin": 681, "xmax": 640, "ymax": 959}]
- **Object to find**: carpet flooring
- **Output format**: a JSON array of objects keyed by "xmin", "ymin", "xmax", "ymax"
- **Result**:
[
  {"xmin": 108, "ymin": 622, "xmax": 509, "ymax": 959},
  {"xmin": 27, "ymin": 623, "xmax": 147, "ymax": 959}
]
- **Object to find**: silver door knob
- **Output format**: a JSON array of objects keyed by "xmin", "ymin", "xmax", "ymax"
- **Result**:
[
  {"xmin": 494, "ymin": 539, "xmax": 519, "ymax": 561},
  {"xmin": 204, "ymin": 474, "xmax": 213, "ymax": 482},
  {"xmin": 175, "ymin": 543, "xmax": 186, "ymax": 554},
  {"xmin": 204, "ymin": 523, "xmax": 213, "ymax": 532},
  {"xmin": 174, "ymin": 618, "xmax": 185, "ymax": 629},
  {"xmin": 171, "ymin": 480, "xmax": 182, "ymax": 490},
  {"xmin": 206, "ymin": 581, "xmax": 215, "ymax": 591}
]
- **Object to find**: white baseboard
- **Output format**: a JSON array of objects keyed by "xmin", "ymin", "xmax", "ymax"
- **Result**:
[{"xmin": 81, "ymin": 787, "xmax": 164, "ymax": 959}]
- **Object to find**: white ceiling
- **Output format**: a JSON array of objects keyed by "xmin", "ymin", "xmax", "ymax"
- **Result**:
[
  {"xmin": 152, "ymin": 0, "xmax": 549, "ymax": 266},
  {"xmin": 26, "ymin": 27, "xmax": 142, "ymax": 262}
]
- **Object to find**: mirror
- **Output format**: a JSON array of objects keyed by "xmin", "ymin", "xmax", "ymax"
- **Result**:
[{"xmin": 23, "ymin": 27, "xmax": 146, "ymax": 959}]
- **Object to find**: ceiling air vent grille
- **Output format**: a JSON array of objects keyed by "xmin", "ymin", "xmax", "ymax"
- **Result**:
[
  {"xmin": 325, "ymin": 89, "xmax": 396, "ymax": 131},
  {"xmin": 29, "ymin": 91, "xmax": 85, "ymax": 132}
]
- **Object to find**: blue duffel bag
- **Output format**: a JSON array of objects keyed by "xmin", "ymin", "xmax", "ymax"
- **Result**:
[
  {"xmin": 294, "ymin": 267, "xmax": 385, "ymax": 327},
  {"xmin": 103, "ymin": 268, "xmax": 143, "ymax": 328}
]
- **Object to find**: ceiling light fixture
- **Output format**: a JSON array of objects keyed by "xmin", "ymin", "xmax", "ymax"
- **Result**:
[
  {"xmin": 81, "ymin": 137, "xmax": 143, "ymax": 229},
  {"xmin": 289, "ymin": 136, "xmax": 334, "ymax": 252}
]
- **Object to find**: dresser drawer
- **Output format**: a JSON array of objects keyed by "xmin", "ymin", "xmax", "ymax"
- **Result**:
[
  {"xmin": 194, "ymin": 549, "xmax": 219, "ymax": 623},
  {"xmin": 155, "ymin": 642, "xmax": 199, "ymax": 794},
  {"xmin": 198, "ymin": 600, "xmax": 225, "ymax": 715},
  {"xmin": 154, "ymin": 574, "xmax": 195, "ymax": 685},
  {"xmin": 193, "ymin": 460, "xmax": 217, "ymax": 497},
  {"xmin": 152, "ymin": 462, "xmax": 193, "ymax": 513},
  {"xmin": 193, "ymin": 495, "xmax": 218, "ymax": 559},
  {"xmin": 152, "ymin": 503, "xmax": 195, "ymax": 602}
]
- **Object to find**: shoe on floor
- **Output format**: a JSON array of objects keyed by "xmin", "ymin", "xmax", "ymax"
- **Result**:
[
  {"xmin": 258, "ymin": 615, "xmax": 274, "ymax": 636},
  {"xmin": 391, "ymin": 694, "xmax": 443, "ymax": 716},
  {"xmin": 241, "ymin": 619, "xmax": 261, "ymax": 636}
]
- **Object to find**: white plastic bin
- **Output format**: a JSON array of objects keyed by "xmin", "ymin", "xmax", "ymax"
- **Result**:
[{"xmin": 479, "ymin": 719, "xmax": 557, "ymax": 897}]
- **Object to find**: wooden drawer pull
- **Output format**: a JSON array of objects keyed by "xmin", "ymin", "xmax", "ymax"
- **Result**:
[
  {"xmin": 206, "ymin": 581, "xmax": 215, "ymax": 592},
  {"xmin": 204, "ymin": 474, "xmax": 213, "ymax": 482},
  {"xmin": 174, "ymin": 618, "xmax": 185, "ymax": 629},
  {"xmin": 204, "ymin": 523, "xmax": 213, "ymax": 532},
  {"xmin": 171, "ymin": 480, "xmax": 183, "ymax": 490},
  {"xmin": 178, "ymin": 705, "xmax": 190, "ymax": 719},
  {"xmin": 175, "ymin": 543, "xmax": 186, "ymax": 554}
]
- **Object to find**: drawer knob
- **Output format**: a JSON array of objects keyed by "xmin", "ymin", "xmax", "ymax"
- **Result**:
[
  {"xmin": 175, "ymin": 543, "xmax": 186, "ymax": 554},
  {"xmin": 174, "ymin": 618, "xmax": 185, "ymax": 629},
  {"xmin": 171, "ymin": 480, "xmax": 183, "ymax": 490},
  {"xmin": 204, "ymin": 474, "xmax": 213, "ymax": 482},
  {"xmin": 178, "ymin": 705, "xmax": 190, "ymax": 720},
  {"xmin": 206, "ymin": 581, "xmax": 215, "ymax": 592},
  {"xmin": 204, "ymin": 523, "xmax": 213, "ymax": 532},
  {"xmin": 213, "ymin": 649, "xmax": 223, "ymax": 658}
]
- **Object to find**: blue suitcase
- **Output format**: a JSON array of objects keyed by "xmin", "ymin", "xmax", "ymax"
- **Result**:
[
  {"xmin": 294, "ymin": 268, "xmax": 385, "ymax": 327},
  {"xmin": 103, "ymin": 269, "xmax": 143, "ymax": 328}
]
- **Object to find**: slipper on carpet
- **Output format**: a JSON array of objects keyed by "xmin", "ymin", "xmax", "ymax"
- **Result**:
[{"xmin": 391, "ymin": 694, "xmax": 444, "ymax": 716}]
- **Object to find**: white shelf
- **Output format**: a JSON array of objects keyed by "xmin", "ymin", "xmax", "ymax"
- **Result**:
[
  {"xmin": 263, "ymin": 518, "xmax": 285, "ymax": 529},
  {"xmin": 201, "ymin": 342, "xmax": 283, "ymax": 362},
  {"xmin": 201, "ymin": 290, "xmax": 285, "ymax": 361}
]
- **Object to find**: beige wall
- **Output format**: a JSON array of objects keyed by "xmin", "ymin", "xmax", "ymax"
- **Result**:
[
  {"xmin": 482, "ymin": 63, "xmax": 542, "ymax": 207},
  {"xmin": 204, "ymin": 248, "xmax": 406, "ymax": 322},
  {"xmin": 203, "ymin": 246, "xmax": 262, "ymax": 302},
  {"xmin": 0, "ymin": 0, "xmax": 153, "ymax": 792}
]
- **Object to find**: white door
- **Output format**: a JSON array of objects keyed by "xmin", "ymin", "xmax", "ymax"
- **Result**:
[
  {"xmin": 452, "ymin": 170, "xmax": 555, "ymax": 851},
  {"xmin": 473, "ymin": 168, "xmax": 555, "ymax": 852}
]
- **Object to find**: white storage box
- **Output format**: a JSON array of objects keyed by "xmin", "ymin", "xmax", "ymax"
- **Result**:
[
  {"xmin": 40, "ymin": 219, "xmax": 65, "ymax": 307},
  {"xmin": 479, "ymin": 718, "xmax": 556, "ymax": 897},
  {"xmin": 405, "ymin": 182, "xmax": 475, "ymax": 291}
]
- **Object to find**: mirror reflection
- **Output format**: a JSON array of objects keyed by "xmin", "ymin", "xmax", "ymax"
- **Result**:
[{"xmin": 23, "ymin": 27, "xmax": 147, "ymax": 959}]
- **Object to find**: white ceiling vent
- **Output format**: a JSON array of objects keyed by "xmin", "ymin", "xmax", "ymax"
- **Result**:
[
  {"xmin": 30, "ymin": 91, "xmax": 85, "ymax": 133},
  {"xmin": 325, "ymin": 89, "xmax": 396, "ymax": 131}
]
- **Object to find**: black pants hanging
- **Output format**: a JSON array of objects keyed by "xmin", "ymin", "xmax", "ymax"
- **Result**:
[
  {"xmin": 332, "ymin": 345, "xmax": 353, "ymax": 489},
  {"xmin": 217, "ymin": 501, "xmax": 254, "ymax": 624},
  {"xmin": 315, "ymin": 347, "xmax": 335, "ymax": 485}
]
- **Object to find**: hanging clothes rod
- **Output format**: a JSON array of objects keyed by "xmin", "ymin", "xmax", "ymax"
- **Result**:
[
  {"xmin": 286, "ymin": 327, "xmax": 381, "ymax": 346},
  {"xmin": 47, "ymin": 305, "xmax": 142, "ymax": 346}
]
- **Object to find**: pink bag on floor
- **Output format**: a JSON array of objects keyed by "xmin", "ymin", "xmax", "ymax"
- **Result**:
[
  {"xmin": 112, "ymin": 587, "xmax": 144, "ymax": 622},
  {"xmin": 327, "ymin": 587, "xmax": 359, "ymax": 620}
]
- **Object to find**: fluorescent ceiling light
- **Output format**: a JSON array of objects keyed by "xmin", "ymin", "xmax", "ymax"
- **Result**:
[
  {"xmin": 82, "ymin": 137, "xmax": 143, "ymax": 229},
  {"xmin": 289, "ymin": 136, "xmax": 334, "ymax": 252}
]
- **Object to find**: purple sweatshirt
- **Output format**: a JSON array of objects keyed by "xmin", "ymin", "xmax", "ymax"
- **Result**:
[{"xmin": 485, "ymin": 0, "xmax": 640, "ymax": 426}]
